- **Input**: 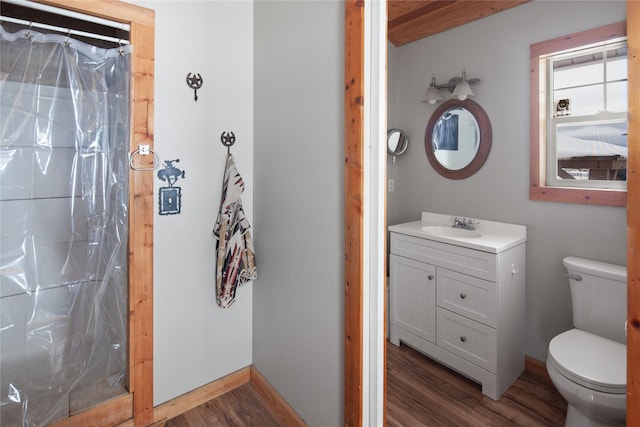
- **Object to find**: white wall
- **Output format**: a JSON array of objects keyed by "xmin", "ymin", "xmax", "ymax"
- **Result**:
[
  {"xmin": 253, "ymin": 2, "xmax": 344, "ymax": 426},
  {"xmin": 388, "ymin": 0, "xmax": 627, "ymax": 361},
  {"xmin": 128, "ymin": 0, "xmax": 254, "ymax": 405}
]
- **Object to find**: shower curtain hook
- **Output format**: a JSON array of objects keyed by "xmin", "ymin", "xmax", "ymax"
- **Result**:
[
  {"xmin": 25, "ymin": 22, "xmax": 33, "ymax": 41},
  {"xmin": 118, "ymin": 39, "xmax": 125, "ymax": 56},
  {"xmin": 64, "ymin": 29, "xmax": 71, "ymax": 47}
]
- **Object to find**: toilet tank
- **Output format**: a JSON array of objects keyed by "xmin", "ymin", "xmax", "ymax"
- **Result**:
[{"xmin": 563, "ymin": 256, "xmax": 627, "ymax": 344}]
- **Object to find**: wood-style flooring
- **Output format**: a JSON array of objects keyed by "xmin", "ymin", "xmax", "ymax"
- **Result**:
[
  {"xmin": 164, "ymin": 342, "xmax": 567, "ymax": 426},
  {"xmin": 163, "ymin": 383, "xmax": 282, "ymax": 427},
  {"xmin": 386, "ymin": 342, "xmax": 567, "ymax": 426}
]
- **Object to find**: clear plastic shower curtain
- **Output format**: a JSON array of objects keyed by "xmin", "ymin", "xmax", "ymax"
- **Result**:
[{"xmin": 0, "ymin": 25, "xmax": 131, "ymax": 426}]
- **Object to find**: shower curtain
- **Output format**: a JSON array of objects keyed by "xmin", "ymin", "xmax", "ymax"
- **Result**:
[{"xmin": 0, "ymin": 25, "xmax": 131, "ymax": 426}]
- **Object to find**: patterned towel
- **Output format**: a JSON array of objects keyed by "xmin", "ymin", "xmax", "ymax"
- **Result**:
[{"xmin": 213, "ymin": 154, "xmax": 257, "ymax": 308}]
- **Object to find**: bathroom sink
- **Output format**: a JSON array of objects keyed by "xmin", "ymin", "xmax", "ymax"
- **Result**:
[{"xmin": 421, "ymin": 225, "xmax": 482, "ymax": 238}]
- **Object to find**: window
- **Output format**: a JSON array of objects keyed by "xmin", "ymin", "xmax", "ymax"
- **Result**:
[{"xmin": 530, "ymin": 22, "xmax": 627, "ymax": 206}]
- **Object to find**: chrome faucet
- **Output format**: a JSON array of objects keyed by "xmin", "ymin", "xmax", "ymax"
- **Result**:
[{"xmin": 452, "ymin": 217, "xmax": 476, "ymax": 230}]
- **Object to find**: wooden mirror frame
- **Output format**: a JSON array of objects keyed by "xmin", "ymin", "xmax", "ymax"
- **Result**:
[{"xmin": 424, "ymin": 99, "xmax": 492, "ymax": 179}]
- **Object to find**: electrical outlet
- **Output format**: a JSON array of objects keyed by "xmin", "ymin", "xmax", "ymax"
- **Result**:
[{"xmin": 388, "ymin": 179, "xmax": 395, "ymax": 192}]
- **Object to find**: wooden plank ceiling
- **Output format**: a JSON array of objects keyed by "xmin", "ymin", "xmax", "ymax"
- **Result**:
[{"xmin": 388, "ymin": 0, "xmax": 530, "ymax": 46}]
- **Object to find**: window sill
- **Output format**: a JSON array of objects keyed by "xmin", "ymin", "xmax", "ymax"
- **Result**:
[{"xmin": 530, "ymin": 185, "xmax": 626, "ymax": 207}]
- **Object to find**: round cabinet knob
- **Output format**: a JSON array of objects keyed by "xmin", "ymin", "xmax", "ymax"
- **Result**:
[
  {"xmin": 460, "ymin": 336, "xmax": 467, "ymax": 342},
  {"xmin": 459, "ymin": 293, "xmax": 467, "ymax": 299},
  {"xmin": 511, "ymin": 263, "xmax": 519, "ymax": 276},
  {"xmin": 428, "ymin": 274, "xmax": 434, "ymax": 280}
]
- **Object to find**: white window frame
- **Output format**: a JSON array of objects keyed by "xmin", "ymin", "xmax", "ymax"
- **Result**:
[
  {"xmin": 530, "ymin": 21, "xmax": 627, "ymax": 207},
  {"xmin": 545, "ymin": 40, "xmax": 627, "ymax": 190}
]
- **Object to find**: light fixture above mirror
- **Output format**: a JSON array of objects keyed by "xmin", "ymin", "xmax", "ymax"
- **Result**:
[{"xmin": 423, "ymin": 68, "xmax": 480, "ymax": 104}]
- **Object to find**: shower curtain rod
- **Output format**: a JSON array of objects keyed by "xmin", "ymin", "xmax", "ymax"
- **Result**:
[
  {"xmin": 2, "ymin": 0, "xmax": 130, "ymax": 32},
  {"xmin": 0, "ymin": 16, "xmax": 130, "ymax": 45}
]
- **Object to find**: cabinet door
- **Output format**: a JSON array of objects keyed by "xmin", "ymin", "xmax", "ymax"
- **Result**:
[{"xmin": 390, "ymin": 255, "xmax": 436, "ymax": 343}]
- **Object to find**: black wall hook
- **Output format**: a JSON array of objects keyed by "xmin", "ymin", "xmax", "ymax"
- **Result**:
[
  {"xmin": 186, "ymin": 73, "xmax": 203, "ymax": 101},
  {"xmin": 221, "ymin": 131, "xmax": 236, "ymax": 155}
]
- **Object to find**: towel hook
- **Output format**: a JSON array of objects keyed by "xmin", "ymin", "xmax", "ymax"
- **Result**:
[
  {"xmin": 221, "ymin": 131, "xmax": 236, "ymax": 155},
  {"xmin": 186, "ymin": 73, "xmax": 203, "ymax": 101}
]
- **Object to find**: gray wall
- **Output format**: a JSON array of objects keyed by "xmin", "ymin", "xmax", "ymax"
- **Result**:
[
  {"xmin": 253, "ymin": 2, "xmax": 344, "ymax": 426},
  {"xmin": 388, "ymin": 0, "xmax": 627, "ymax": 361}
]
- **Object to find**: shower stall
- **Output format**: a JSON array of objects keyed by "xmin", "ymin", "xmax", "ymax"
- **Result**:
[{"xmin": 0, "ymin": 20, "xmax": 132, "ymax": 425}]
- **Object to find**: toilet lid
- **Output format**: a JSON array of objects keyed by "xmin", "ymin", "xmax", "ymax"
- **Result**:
[{"xmin": 548, "ymin": 329, "xmax": 626, "ymax": 394}]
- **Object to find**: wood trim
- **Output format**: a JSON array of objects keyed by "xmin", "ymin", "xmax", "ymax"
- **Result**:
[
  {"xmin": 51, "ymin": 394, "xmax": 133, "ymax": 427},
  {"xmin": 529, "ymin": 186, "xmax": 626, "ymax": 206},
  {"xmin": 250, "ymin": 367, "xmax": 307, "ymax": 426},
  {"xmin": 530, "ymin": 21, "xmax": 626, "ymax": 57},
  {"xmin": 529, "ymin": 21, "xmax": 627, "ymax": 207},
  {"xmin": 129, "ymin": 18, "xmax": 155, "ymax": 427},
  {"xmin": 524, "ymin": 356, "xmax": 552, "ymax": 384},
  {"xmin": 153, "ymin": 367, "xmax": 251, "ymax": 424},
  {"xmin": 344, "ymin": 1, "xmax": 365, "ymax": 426},
  {"xmin": 627, "ymin": 2, "xmax": 640, "ymax": 426},
  {"xmin": 31, "ymin": 2, "xmax": 155, "ymax": 426}
]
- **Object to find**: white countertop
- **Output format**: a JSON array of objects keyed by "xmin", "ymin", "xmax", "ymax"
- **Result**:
[{"xmin": 388, "ymin": 212, "xmax": 527, "ymax": 254}]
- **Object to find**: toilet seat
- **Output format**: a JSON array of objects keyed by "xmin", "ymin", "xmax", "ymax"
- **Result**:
[{"xmin": 548, "ymin": 329, "xmax": 626, "ymax": 394}]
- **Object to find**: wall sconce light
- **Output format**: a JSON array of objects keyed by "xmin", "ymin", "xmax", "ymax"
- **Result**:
[
  {"xmin": 424, "ymin": 74, "xmax": 442, "ymax": 105},
  {"xmin": 423, "ymin": 68, "xmax": 480, "ymax": 104}
]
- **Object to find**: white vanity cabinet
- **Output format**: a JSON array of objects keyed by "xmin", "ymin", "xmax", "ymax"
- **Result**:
[{"xmin": 389, "ymin": 213, "xmax": 527, "ymax": 401}]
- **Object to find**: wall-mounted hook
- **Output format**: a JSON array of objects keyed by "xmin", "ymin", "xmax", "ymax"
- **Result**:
[
  {"xmin": 186, "ymin": 73, "xmax": 203, "ymax": 101},
  {"xmin": 221, "ymin": 131, "xmax": 236, "ymax": 155}
]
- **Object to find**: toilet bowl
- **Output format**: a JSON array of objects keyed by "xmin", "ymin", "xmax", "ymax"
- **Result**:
[
  {"xmin": 546, "ymin": 257, "xmax": 627, "ymax": 427},
  {"xmin": 547, "ymin": 329, "xmax": 626, "ymax": 427}
]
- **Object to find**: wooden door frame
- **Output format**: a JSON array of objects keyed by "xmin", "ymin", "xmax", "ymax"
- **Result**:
[
  {"xmin": 36, "ymin": 1, "xmax": 155, "ymax": 426},
  {"xmin": 345, "ymin": 1, "xmax": 640, "ymax": 426},
  {"xmin": 344, "ymin": 2, "xmax": 364, "ymax": 425}
]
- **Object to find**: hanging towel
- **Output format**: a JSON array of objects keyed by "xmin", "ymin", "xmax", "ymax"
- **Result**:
[{"xmin": 213, "ymin": 153, "xmax": 257, "ymax": 308}]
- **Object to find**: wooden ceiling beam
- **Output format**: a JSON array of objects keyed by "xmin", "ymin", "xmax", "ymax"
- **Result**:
[{"xmin": 388, "ymin": 0, "xmax": 530, "ymax": 46}]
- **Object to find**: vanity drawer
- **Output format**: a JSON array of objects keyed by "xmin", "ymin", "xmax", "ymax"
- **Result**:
[
  {"xmin": 437, "ymin": 268, "xmax": 497, "ymax": 327},
  {"xmin": 390, "ymin": 233, "xmax": 496, "ymax": 281},
  {"xmin": 437, "ymin": 307, "xmax": 497, "ymax": 372}
]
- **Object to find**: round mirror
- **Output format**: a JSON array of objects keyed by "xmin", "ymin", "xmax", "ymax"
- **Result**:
[
  {"xmin": 387, "ymin": 128, "xmax": 409, "ymax": 163},
  {"xmin": 424, "ymin": 99, "xmax": 492, "ymax": 179}
]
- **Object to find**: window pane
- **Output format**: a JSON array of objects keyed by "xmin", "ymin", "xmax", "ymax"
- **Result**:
[
  {"xmin": 553, "ymin": 57, "xmax": 602, "ymax": 89},
  {"xmin": 607, "ymin": 81, "xmax": 627, "ymax": 112},
  {"xmin": 606, "ymin": 47, "xmax": 627, "ymax": 81},
  {"xmin": 555, "ymin": 120, "xmax": 627, "ymax": 182},
  {"xmin": 554, "ymin": 84, "xmax": 604, "ymax": 116}
]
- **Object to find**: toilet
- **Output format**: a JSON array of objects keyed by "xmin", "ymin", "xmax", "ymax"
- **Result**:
[{"xmin": 546, "ymin": 257, "xmax": 627, "ymax": 427}]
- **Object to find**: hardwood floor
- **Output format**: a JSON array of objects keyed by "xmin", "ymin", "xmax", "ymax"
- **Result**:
[
  {"xmin": 163, "ymin": 343, "xmax": 567, "ymax": 426},
  {"xmin": 162, "ymin": 383, "xmax": 282, "ymax": 427},
  {"xmin": 387, "ymin": 342, "xmax": 567, "ymax": 426}
]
